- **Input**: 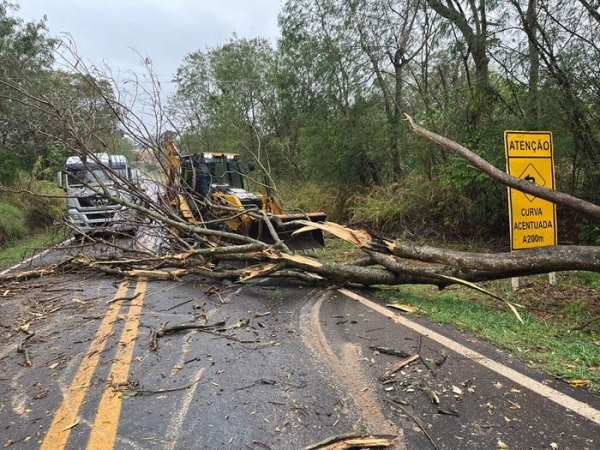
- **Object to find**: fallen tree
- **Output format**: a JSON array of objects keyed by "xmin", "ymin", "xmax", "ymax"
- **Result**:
[{"xmin": 2, "ymin": 39, "xmax": 600, "ymax": 319}]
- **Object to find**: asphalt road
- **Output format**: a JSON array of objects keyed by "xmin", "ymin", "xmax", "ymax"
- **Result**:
[{"xmin": 1, "ymin": 243, "xmax": 599, "ymax": 449}]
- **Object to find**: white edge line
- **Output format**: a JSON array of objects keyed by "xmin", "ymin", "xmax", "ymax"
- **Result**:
[
  {"xmin": 338, "ymin": 288, "xmax": 600, "ymax": 425},
  {"xmin": 0, "ymin": 237, "xmax": 75, "ymax": 276}
]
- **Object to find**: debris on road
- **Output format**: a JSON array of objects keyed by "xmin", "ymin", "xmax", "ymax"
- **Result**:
[
  {"xmin": 16, "ymin": 327, "xmax": 35, "ymax": 367},
  {"xmin": 369, "ymin": 346, "xmax": 411, "ymax": 358},
  {"xmin": 302, "ymin": 432, "xmax": 396, "ymax": 449},
  {"xmin": 149, "ymin": 318, "xmax": 261, "ymax": 351},
  {"xmin": 379, "ymin": 354, "xmax": 420, "ymax": 381},
  {"xmin": 386, "ymin": 303, "xmax": 418, "ymax": 314}
]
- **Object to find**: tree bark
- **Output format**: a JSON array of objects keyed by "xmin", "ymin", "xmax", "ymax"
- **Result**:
[{"xmin": 404, "ymin": 114, "xmax": 600, "ymax": 220}]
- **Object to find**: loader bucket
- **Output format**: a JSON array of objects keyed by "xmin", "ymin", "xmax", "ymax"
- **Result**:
[{"xmin": 249, "ymin": 212, "xmax": 326, "ymax": 251}]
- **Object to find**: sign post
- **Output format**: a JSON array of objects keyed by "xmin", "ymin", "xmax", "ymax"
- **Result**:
[{"xmin": 504, "ymin": 131, "xmax": 557, "ymax": 288}]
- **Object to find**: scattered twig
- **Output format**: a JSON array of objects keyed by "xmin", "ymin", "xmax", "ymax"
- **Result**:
[
  {"xmin": 159, "ymin": 320, "xmax": 226, "ymax": 334},
  {"xmin": 418, "ymin": 336, "xmax": 437, "ymax": 377},
  {"xmin": 107, "ymin": 292, "xmax": 142, "ymax": 304},
  {"xmin": 234, "ymin": 378, "xmax": 277, "ymax": 391},
  {"xmin": 45, "ymin": 287, "xmax": 84, "ymax": 293},
  {"xmin": 379, "ymin": 354, "xmax": 420, "ymax": 381},
  {"xmin": 234, "ymin": 378, "xmax": 307, "ymax": 391},
  {"xmin": 150, "ymin": 319, "xmax": 260, "ymax": 351},
  {"xmin": 370, "ymin": 346, "xmax": 411, "ymax": 358},
  {"xmin": 166, "ymin": 297, "xmax": 197, "ymax": 311},
  {"xmin": 114, "ymin": 373, "xmax": 204, "ymax": 396},
  {"xmin": 385, "ymin": 399, "xmax": 438, "ymax": 450},
  {"xmin": 386, "ymin": 303, "xmax": 418, "ymax": 313},
  {"xmin": 434, "ymin": 350, "xmax": 448, "ymax": 367},
  {"xmin": 421, "ymin": 387, "xmax": 440, "ymax": 405},
  {"xmin": 251, "ymin": 441, "xmax": 275, "ymax": 450},
  {"xmin": 437, "ymin": 408, "xmax": 459, "ymax": 416},
  {"xmin": 301, "ymin": 431, "xmax": 396, "ymax": 450},
  {"xmin": 570, "ymin": 315, "xmax": 600, "ymax": 332},
  {"xmin": 17, "ymin": 329, "xmax": 35, "ymax": 367},
  {"xmin": 150, "ymin": 322, "xmax": 216, "ymax": 351},
  {"xmin": 61, "ymin": 418, "xmax": 80, "ymax": 432}
]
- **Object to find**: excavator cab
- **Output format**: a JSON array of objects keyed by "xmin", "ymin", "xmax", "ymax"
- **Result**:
[{"xmin": 171, "ymin": 143, "xmax": 325, "ymax": 250}]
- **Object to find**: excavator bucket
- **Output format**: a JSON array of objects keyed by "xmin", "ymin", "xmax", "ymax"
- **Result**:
[{"xmin": 249, "ymin": 212, "xmax": 326, "ymax": 251}]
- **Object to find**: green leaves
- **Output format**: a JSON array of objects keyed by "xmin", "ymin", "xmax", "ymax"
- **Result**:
[{"xmin": 171, "ymin": 37, "xmax": 278, "ymax": 171}]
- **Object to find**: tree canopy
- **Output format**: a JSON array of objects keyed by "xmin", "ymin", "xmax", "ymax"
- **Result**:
[
  {"xmin": 0, "ymin": 2, "xmax": 129, "ymax": 183},
  {"xmin": 168, "ymin": 0, "xmax": 600, "ymax": 241},
  {"xmin": 1, "ymin": 0, "xmax": 600, "ymax": 243}
]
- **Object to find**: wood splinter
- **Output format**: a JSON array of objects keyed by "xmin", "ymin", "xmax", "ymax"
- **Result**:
[
  {"xmin": 302, "ymin": 431, "xmax": 396, "ymax": 449},
  {"xmin": 379, "ymin": 354, "xmax": 420, "ymax": 381},
  {"xmin": 17, "ymin": 330, "xmax": 35, "ymax": 367}
]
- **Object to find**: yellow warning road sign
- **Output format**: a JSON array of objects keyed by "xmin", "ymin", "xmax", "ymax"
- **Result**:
[{"xmin": 504, "ymin": 131, "xmax": 557, "ymax": 251}]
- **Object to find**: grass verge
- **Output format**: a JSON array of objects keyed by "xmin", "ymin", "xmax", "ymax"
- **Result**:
[
  {"xmin": 314, "ymin": 238, "xmax": 600, "ymax": 395},
  {"xmin": 380, "ymin": 277, "xmax": 600, "ymax": 394},
  {"xmin": 0, "ymin": 227, "xmax": 69, "ymax": 268}
]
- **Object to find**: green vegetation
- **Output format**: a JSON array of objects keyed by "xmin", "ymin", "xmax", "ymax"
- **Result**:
[
  {"xmin": 279, "ymin": 181, "xmax": 359, "ymax": 224},
  {"xmin": 2, "ymin": 0, "xmax": 599, "ymax": 242},
  {"xmin": 0, "ymin": 227, "xmax": 68, "ymax": 268},
  {"xmin": 1, "ymin": 0, "xmax": 600, "ymax": 398},
  {"xmin": 0, "ymin": 2, "xmax": 140, "ymax": 197},
  {"xmin": 380, "ymin": 276, "xmax": 600, "ymax": 394},
  {"xmin": 0, "ymin": 172, "xmax": 65, "ymax": 246},
  {"xmin": 166, "ymin": 0, "xmax": 600, "ymax": 242},
  {"xmin": 310, "ymin": 240, "xmax": 600, "ymax": 393},
  {"xmin": 0, "ymin": 202, "xmax": 26, "ymax": 245}
]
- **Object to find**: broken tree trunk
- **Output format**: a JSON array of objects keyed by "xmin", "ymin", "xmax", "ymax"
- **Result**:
[
  {"xmin": 404, "ymin": 114, "xmax": 600, "ymax": 220},
  {"xmin": 3, "ymin": 117, "xmax": 600, "ymax": 320}
]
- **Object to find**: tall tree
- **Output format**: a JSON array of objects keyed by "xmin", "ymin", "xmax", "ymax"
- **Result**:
[
  {"xmin": 425, "ymin": 0, "xmax": 508, "ymax": 128},
  {"xmin": 279, "ymin": 0, "xmax": 397, "ymax": 184},
  {"xmin": 0, "ymin": 1, "xmax": 54, "ymax": 180},
  {"xmin": 345, "ymin": 0, "xmax": 435, "ymax": 180},
  {"xmin": 509, "ymin": 0, "xmax": 600, "ymax": 196},
  {"xmin": 172, "ymin": 37, "xmax": 277, "ymax": 170}
]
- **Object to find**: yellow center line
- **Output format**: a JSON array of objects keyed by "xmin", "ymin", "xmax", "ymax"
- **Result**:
[
  {"xmin": 87, "ymin": 278, "xmax": 147, "ymax": 450},
  {"xmin": 40, "ymin": 280, "xmax": 130, "ymax": 450}
]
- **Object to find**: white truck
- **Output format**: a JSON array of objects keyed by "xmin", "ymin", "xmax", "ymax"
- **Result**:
[{"xmin": 55, "ymin": 153, "xmax": 140, "ymax": 233}]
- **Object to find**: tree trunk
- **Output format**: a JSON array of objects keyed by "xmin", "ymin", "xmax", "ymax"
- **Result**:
[{"xmin": 526, "ymin": 0, "xmax": 539, "ymax": 129}]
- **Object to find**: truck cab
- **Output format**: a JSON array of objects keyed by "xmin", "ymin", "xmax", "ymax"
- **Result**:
[{"xmin": 56, "ymin": 153, "xmax": 137, "ymax": 233}]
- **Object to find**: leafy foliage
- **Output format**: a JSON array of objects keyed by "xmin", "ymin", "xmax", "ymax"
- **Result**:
[
  {"xmin": 0, "ymin": 1, "xmax": 54, "ymax": 177},
  {"xmin": 3, "ymin": 0, "xmax": 600, "ymax": 242},
  {"xmin": 1, "ymin": 3, "xmax": 125, "ymax": 185}
]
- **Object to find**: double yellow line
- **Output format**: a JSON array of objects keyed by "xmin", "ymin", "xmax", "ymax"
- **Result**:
[{"xmin": 41, "ymin": 278, "xmax": 147, "ymax": 450}]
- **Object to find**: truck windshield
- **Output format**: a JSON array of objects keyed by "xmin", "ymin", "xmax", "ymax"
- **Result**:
[{"xmin": 67, "ymin": 169, "xmax": 127, "ymax": 187}]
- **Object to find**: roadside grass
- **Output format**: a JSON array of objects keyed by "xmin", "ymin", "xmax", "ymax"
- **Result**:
[
  {"xmin": 0, "ymin": 227, "xmax": 69, "ymax": 268},
  {"xmin": 0, "ymin": 202, "xmax": 27, "ymax": 244},
  {"xmin": 382, "ymin": 273, "xmax": 600, "ymax": 395},
  {"xmin": 314, "ymin": 237, "xmax": 600, "ymax": 395}
]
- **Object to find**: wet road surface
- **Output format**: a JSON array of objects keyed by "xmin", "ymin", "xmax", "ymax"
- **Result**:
[{"xmin": 1, "ymin": 246, "xmax": 599, "ymax": 449}]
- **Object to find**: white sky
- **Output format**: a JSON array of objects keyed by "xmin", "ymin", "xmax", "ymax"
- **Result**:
[{"xmin": 16, "ymin": 0, "xmax": 282, "ymax": 87}]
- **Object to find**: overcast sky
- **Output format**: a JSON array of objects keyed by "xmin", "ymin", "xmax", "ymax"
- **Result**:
[{"xmin": 16, "ymin": 0, "xmax": 282, "ymax": 87}]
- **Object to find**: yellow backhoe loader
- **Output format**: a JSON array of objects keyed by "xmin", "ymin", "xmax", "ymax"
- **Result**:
[{"xmin": 164, "ymin": 140, "xmax": 325, "ymax": 250}]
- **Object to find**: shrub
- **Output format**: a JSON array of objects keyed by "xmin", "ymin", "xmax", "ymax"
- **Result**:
[
  {"xmin": 349, "ymin": 174, "xmax": 482, "ymax": 238},
  {"xmin": 23, "ymin": 180, "xmax": 66, "ymax": 227},
  {"xmin": 0, "ymin": 147, "xmax": 21, "ymax": 186},
  {"xmin": 3, "ymin": 173, "xmax": 66, "ymax": 231},
  {"xmin": 277, "ymin": 181, "xmax": 358, "ymax": 223}
]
